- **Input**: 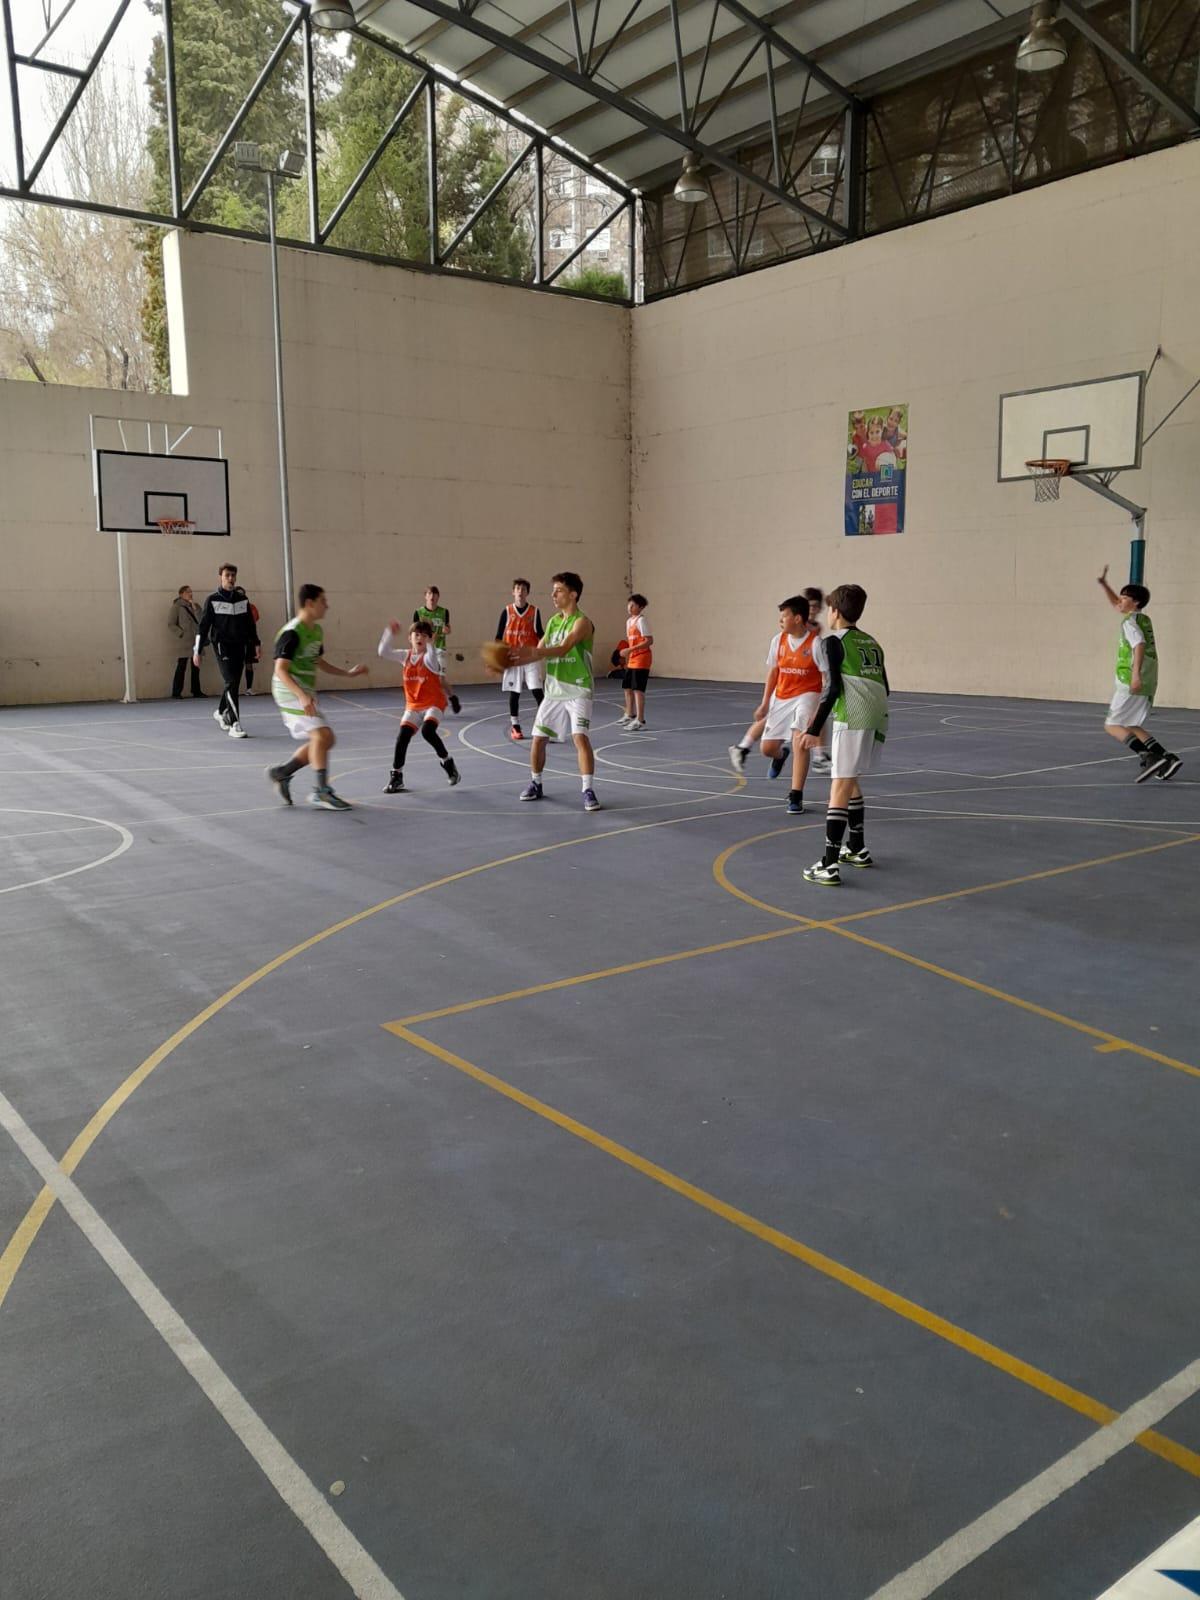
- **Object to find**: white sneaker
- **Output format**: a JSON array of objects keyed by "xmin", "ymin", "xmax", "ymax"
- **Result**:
[
  {"xmin": 227, "ymin": 721, "xmax": 249, "ymax": 739},
  {"xmin": 212, "ymin": 707, "xmax": 228, "ymax": 727},
  {"xmin": 616, "ymin": 715, "xmax": 633, "ymax": 727},
  {"xmin": 627, "ymin": 719, "xmax": 646, "ymax": 731}
]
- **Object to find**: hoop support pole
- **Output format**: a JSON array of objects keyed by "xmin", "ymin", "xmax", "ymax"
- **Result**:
[{"xmin": 1069, "ymin": 471, "xmax": 1148, "ymax": 583}]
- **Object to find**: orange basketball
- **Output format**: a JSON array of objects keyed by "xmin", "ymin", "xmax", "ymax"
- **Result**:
[{"xmin": 481, "ymin": 641, "xmax": 510, "ymax": 676}]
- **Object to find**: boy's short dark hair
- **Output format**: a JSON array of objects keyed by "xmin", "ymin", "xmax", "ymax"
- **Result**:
[
  {"xmin": 828, "ymin": 583, "xmax": 867, "ymax": 624},
  {"xmin": 513, "ymin": 578, "xmax": 530, "ymax": 590},
  {"xmin": 628, "ymin": 593, "xmax": 648, "ymax": 607},
  {"xmin": 298, "ymin": 583, "xmax": 325, "ymax": 606},
  {"xmin": 778, "ymin": 594, "xmax": 809, "ymax": 615},
  {"xmin": 411, "ymin": 619, "xmax": 434, "ymax": 638},
  {"xmin": 219, "ymin": 562, "xmax": 237, "ymax": 577},
  {"xmin": 177, "ymin": 584, "xmax": 190, "ymax": 595},
  {"xmin": 803, "ymin": 586, "xmax": 824, "ymax": 610},
  {"xmin": 1120, "ymin": 583, "xmax": 1150, "ymax": 608},
  {"xmin": 426, "ymin": 585, "xmax": 440, "ymax": 597},
  {"xmin": 553, "ymin": 570, "xmax": 583, "ymax": 599}
]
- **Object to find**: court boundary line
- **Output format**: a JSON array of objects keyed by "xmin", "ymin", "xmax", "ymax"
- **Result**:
[{"xmin": 0, "ymin": 1088, "xmax": 405, "ymax": 1600}]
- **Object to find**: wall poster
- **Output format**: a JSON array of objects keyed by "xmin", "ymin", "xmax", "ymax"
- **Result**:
[{"xmin": 845, "ymin": 404, "xmax": 908, "ymax": 535}]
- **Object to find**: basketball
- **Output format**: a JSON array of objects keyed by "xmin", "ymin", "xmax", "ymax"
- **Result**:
[{"xmin": 481, "ymin": 641, "xmax": 510, "ymax": 675}]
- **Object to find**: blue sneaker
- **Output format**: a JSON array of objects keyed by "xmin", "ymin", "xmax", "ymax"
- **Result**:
[
  {"xmin": 582, "ymin": 788, "xmax": 601, "ymax": 812},
  {"xmin": 786, "ymin": 794, "xmax": 804, "ymax": 814},
  {"xmin": 520, "ymin": 780, "xmax": 543, "ymax": 802},
  {"xmin": 768, "ymin": 754, "xmax": 786, "ymax": 779}
]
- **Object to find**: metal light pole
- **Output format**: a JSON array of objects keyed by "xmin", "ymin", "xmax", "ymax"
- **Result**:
[{"xmin": 235, "ymin": 143, "xmax": 304, "ymax": 617}]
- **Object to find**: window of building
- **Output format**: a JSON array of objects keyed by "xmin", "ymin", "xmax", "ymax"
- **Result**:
[{"xmin": 584, "ymin": 228, "xmax": 611, "ymax": 253}]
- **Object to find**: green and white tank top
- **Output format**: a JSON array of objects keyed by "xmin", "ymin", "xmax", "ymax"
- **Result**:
[
  {"xmin": 1116, "ymin": 612, "xmax": 1157, "ymax": 701},
  {"xmin": 416, "ymin": 605, "xmax": 449, "ymax": 649},
  {"xmin": 272, "ymin": 616, "xmax": 323, "ymax": 713},
  {"xmin": 833, "ymin": 627, "xmax": 888, "ymax": 742},
  {"xmin": 542, "ymin": 611, "xmax": 594, "ymax": 701}
]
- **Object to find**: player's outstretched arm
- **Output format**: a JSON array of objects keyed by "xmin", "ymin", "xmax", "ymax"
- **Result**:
[
  {"xmin": 1097, "ymin": 565, "xmax": 1121, "ymax": 608},
  {"xmin": 378, "ymin": 623, "xmax": 407, "ymax": 661}
]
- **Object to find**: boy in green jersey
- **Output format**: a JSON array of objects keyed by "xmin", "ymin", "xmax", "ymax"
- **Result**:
[
  {"xmin": 1097, "ymin": 566, "xmax": 1180, "ymax": 782},
  {"xmin": 503, "ymin": 571, "xmax": 600, "ymax": 811},
  {"xmin": 413, "ymin": 586, "xmax": 461, "ymax": 714},
  {"xmin": 267, "ymin": 584, "xmax": 368, "ymax": 811},
  {"xmin": 797, "ymin": 583, "xmax": 888, "ymax": 886}
]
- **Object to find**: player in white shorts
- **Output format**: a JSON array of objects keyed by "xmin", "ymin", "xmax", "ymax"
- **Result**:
[
  {"xmin": 730, "ymin": 595, "xmax": 822, "ymax": 812},
  {"xmin": 502, "ymin": 571, "xmax": 601, "ymax": 812},
  {"xmin": 267, "ymin": 583, "xmax": 368, "ymax": 811},
  {"xmin": 798, "ymin": 584, "xmax": 889, "ymax": 885},
  {"xmin": 1096, "ymin": 566, "xmax": 1180, "ymax": 782},
  {"xmin": 495, "ymin": 579, "xmax": 544, "ymax": 741}
]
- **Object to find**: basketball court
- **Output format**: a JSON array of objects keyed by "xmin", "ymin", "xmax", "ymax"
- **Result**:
[
  {"xmin": 1, "ymin": 676, "xmax": 1199, "ymax": 1599},
  {"xmin": 5, "ymin": 0, "xmax": 1200, "ymax": 1595}
]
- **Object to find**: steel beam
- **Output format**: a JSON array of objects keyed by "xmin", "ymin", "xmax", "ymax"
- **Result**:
[
  {"xmin": 319, "ymin": 69, "xmax": 430, "ymax": 241},
  {"xmin": 24, "ymin": 0, "xmax": 133, "ymax": 189},
  {"xmin": 1056, "ymin": 0, "xmax": 1200, "ymax": 129},
  {"xmin": 366, "ymin": 0, "xmax": 850, "ymax": 233}
]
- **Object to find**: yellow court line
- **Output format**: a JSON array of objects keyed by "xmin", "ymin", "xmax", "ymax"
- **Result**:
[
  {"xmin": 383, "ymin": 1023, "xmax": 1200, "ymax": 1481},
  {"xmin": 712, "ymin": 827, "xmax": 1200, "ymax": 931},
  {"xmin": 710, "ymin": 828, "xmax": 1200, "ymax": 1083},
  {"xmin": 0, "ymin": 798, "xmax": 759, "ymax": 1316}
]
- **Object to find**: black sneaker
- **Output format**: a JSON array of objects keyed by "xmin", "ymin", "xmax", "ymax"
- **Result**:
[
  {"xmin": 449, "ymin": 694, "xmax": 461, "ymax": 715},
  {"xmin": 266, "ymin": 765, "xmax": 293, "ymax": 806},
  {"xmin": 383, "ymin": 771, "xmax": 405, "ymax": 794},
  {"xmin": 1136, "ymin": 753, "xmax": 1173, "ymax": 783},
  {"xmin": 1156, "ymin": 754, "xmax": 1182, "ymax": 781},
  {"xmin": 443, "ymin": 758, "xmax": 461, "ymax": 787}
]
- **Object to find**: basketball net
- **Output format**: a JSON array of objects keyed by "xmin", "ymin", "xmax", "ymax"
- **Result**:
[
  {"xmin": 155, "ymin": 518, "xmax": 197, "ymax": 537},
  {"xmin": 1026, "ymin": 459, "xmax": 1071, "ymax": 504}
]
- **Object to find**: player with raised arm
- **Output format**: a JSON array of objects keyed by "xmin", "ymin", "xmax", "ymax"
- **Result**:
[{"xmin": 1096, "ymin": 566, "xmax": 1180, "ymax": 781}]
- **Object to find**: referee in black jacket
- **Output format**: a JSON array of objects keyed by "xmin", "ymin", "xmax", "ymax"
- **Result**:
[{"xmin": 193, "ymin": 562, "xmax": 260, "ymax": 738}]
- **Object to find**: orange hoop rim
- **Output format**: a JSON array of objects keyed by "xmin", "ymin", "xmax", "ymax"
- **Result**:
[
  {"xmin": 154, "ymin": 518, "xmax": 197, "ymax": 535},
  {"xmin": 1025, "ymin": 458, "xmax": 1073, "ymax": 476}
]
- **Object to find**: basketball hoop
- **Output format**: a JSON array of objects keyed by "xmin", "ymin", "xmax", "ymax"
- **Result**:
[
  {"xmin": 1025, "ymin": 459, "xmax": 1072, "ymax": 504},
  {"xmin": 155, "ymin": 518, "xmax": 197, "ymax": 537}
]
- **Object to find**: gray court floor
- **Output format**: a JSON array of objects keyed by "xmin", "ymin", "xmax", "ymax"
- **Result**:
[{"xmin": 1, "ymin": 679, "xmax": 1198, "ymax": 1600}]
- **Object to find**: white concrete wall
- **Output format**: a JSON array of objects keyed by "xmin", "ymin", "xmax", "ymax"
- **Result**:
[
  {"xmin": 631, "ymin": 141, "xmax": 1200, "ymax": 708},
  {"xmin": 0, "ymin": 232, "xmax": 630, "ymax": 705}
]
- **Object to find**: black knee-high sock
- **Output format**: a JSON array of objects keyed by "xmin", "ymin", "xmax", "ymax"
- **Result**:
[
  {"xmin": 847, "ymin": 797, "xmax": 865, "ymax": 851},
  {"xmin": 532, "ymin": 687, "xmax": 544, "ymax": 708},
  {"xmin": 823, "ymin": 807, "xmax": 849, "ymax": 867},
  {"xmin": 508, "ymin": 691, "xmax": 520, "ymax": 722},
  {"xmin": 1125, "ymin": 732, "xmax": 1164, "ymax": 761},
  {"xmin": 392, "ymin": 724, "xmax": 416, "ymax": 770},
  {"xmin": 421, "ymin": 720, "xmax": 448, "ymax": 760}
]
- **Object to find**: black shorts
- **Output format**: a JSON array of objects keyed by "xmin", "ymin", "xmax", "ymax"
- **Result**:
[{"xmin": 622, "ymin": 667, "xmax": 649, "ymax": 692}]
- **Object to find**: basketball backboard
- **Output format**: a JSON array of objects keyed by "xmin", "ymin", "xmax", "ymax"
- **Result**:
[
  {"xmin": 90, "ymin": 417, "xmax": 230, "ymax": 535},
  {"xmin": 997, "ymin": 372, "xmax": 1144, "ymax": 481}
]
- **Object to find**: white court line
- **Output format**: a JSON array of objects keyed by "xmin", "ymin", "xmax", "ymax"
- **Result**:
[
  {"xmin": 0, "ymin": 1088, "xmax": 403, "ymax": 1600},
  {"xmin": 990, "ymin": 744, "xmax": 1200, "ymax": 780},
  {"xmin": 867, "ymin": 1351, "xmax": 1200, "ymax": 1600},
  {"xmin": 1095, "ymin": 1511, "xmax": 1200, "ymax": 1597},
  {"xmin": 0, "ymin": 809, "xmax": 133, "ymax": 896},
  {"xmin": 0, "ymin": 822, "xmax": 115, "ymax": 843}
]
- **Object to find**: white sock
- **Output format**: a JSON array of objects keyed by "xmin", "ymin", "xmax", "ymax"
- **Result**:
[
  {"xmin": 738, "ymin": 738, "xmax": 754, "ymax": 751},
  {"xmin": 580, "ymin": 773, "xmax": 593, "ymax": 792}
]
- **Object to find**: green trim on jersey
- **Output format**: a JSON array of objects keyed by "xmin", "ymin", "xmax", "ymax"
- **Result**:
[
  {"xmin": 833, "ymin": 627, "xmax": 888, "ymax": 742},
  {"xmin": 416, "ymin": 604, "xmax": 449, "ymax": 648},
  {"xmin": 542, "ymin": 611, "xmax": 594, "ymax": 700},
  {"xmin": 1116, "ymin": 612, "xmax": 1157, "ymax": 702},
  {"xmin": 272, "ymin": 616, "xmax": 323, "ymax": 713}
]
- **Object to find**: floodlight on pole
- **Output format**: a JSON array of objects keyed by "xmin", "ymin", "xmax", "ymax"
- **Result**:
[
  {"xmin": 278, "ymin": 149, "xmax": 305, "ymax": 177},
  {"xmin": 234, "ymin": 141, "xmax": 264, "ymax": 170},
  {"xmin": 1015, "ymin": 2, "xmax": 1069, "ymax": 71},
  {"xmin": 673, "ymin": 155, "xmax": 707, "ymax": 204},
  {"xmin": 309, "ymin": 0, "xmax": 357, "ymax": 29}
]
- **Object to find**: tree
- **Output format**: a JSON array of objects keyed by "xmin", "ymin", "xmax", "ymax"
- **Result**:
[
  {"xmin": 0, "ymin": 60, "xmax": 155, "ymax": 388},
  {"xmin": 556, "ymin": 265, "xmax": 628, "ymax": 301}
]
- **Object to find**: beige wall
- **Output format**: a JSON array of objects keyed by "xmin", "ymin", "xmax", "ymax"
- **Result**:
[
  {"xmin": 0, "ymin": 232, "xmax": 630, "ymax": 705},
  {"xmin": 631, "ymin": 141, "xmax": 1200, "ymax": 708}
]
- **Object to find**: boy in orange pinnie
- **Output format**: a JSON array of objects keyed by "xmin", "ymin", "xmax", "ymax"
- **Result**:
[{"xmin": 377, "ymin": 619, "xmax": 461, "ymax": 793}]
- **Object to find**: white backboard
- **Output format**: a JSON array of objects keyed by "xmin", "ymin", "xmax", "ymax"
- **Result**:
[
  {"xmin": 95, "ymin": 449, "xmax": 230, "ymax": 535},
  {"xmin": 998, "ymin": 372, "xmax": 1144, "ymax": 481}
]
